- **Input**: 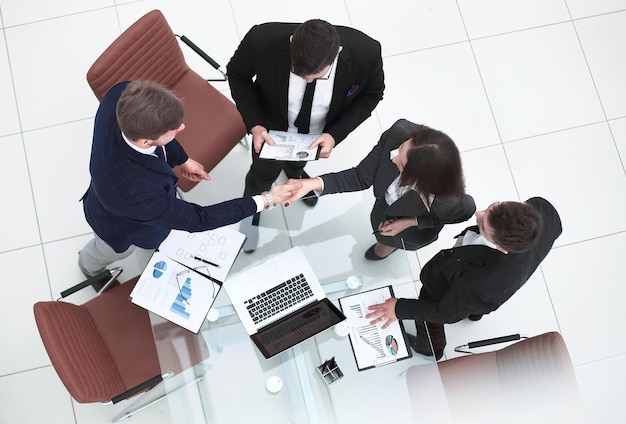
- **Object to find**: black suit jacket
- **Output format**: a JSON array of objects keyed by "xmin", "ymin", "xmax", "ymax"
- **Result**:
[
  {"xmin": 395, "ymin": 197, "xmax": 563, "ymax": 324},
  {"xmin": 226, "ymin": 22, "xmax": 385, "ymax": 144},
  {"xmin": 321, "ymin": 119, "xmax": 476, "ymax": 247}
]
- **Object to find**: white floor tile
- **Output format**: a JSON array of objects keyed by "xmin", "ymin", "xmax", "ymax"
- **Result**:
[
  {"xmin": 458, "ymin": 0, "xmax": 571, "ymax": 38},
  {"xmin": 116, "ymin": 0, "xmax": 241, "ymax": 80},
  {"xmin": 5, "ymin": 8, "xmax": 119, "ymax": 131},
  {"xmin": 609, "ymin": 117, "xmax": 626, "ymax": 164},
  {"xmin": 23, "ymin": 120, "xmax": 93, "ymax": 243},
  {"xmin": 505, "ymin": 123, "xmax": 626, "ymax": 246},
  {"xmin": 472, "ymin": 23, "xmax": 605, "ymax": 141},
  {"xmin": 2, "ymin": 1, "xmax": 626, "ymax": 423},
  {"xmin": 0, "ymin": 0, "xmax": 113, "ymax": 27},
  {"xmin": 541, "ymin": 233, "xmax": 626, "ymax": 365},
  {"xmin": 346, "ymin": 0, "xmax": 467, "ymax": 56},
  {"xmin": 575, "ymin": 11, "xmax": 626, "ymax": 119},
  {"xmin": 230, "ymin": 0, "xmax": 352, "ymax": 41},
  {"xmin": 0, "ymin": 32, "xmax": 20, "ymax": 137},
  {"xmin": 0, "ymin": 367, "xmax": 75, "ymax": 424},
  {"xmin": 376, "ymin": 44, "xmax": 501, "ymax": 152},
  {"xmin": 566, "ymin": 0, "xmax": 626, "ymax": 19},
  {"xmin": 0, "ymin": 246, "xmax": 52, "ymax": 375},
  {"xmin": 574, "ymin": 353, "xmax": 626, "ymax": 423},
  {"xmin": 0, "ymin": 134, "xmax": 41, "ymax": 252}
]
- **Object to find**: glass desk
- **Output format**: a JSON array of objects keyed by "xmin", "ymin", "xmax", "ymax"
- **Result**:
[{"xmin": 118, "ymin": 192, "xmax": 440, "ymax": 423}]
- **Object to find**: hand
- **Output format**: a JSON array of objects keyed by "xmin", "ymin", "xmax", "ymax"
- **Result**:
[
  {"xmin": 282, "ymin": 178, "xmax": 322, "ymax": 206},
  {"xmin": 377, "ymin": 217, "xmax": 416, "ymax": 236},
  {"xmin": 308, "ymin": 133, "xmax": 336, "ymax": 158},
  {"xmin": 179, "ymin": 158, "xmax": 211, "ymax": 182},
  {"xmin": 365, "ymin": 298, "xmax": 398, "ymax": 330},
  {"xmin": 251, "ymin": 125, "xmax": 275, "ymax": 153},
  {"xmin": 268, "ymin": 180, "xmax": 304, "ymax": 206}
]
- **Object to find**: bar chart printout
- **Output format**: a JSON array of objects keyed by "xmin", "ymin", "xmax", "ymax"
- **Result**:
[{"xmin": 130, "ymin": 251, "xmax": 220, "ymax": 333}]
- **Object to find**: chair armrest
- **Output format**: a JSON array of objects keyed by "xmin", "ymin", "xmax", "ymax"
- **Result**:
[
  {"xmin": 176, "ymin": 35, "xmax": 226, "ymax": 80},
  {"xmin": 454, "ymin": 334, "xmax": 525, "ymax": 354},
  {"xmin": 110, "ymin": 374, "xmax": 164, "ymax": 404},
  {"xmin": 58, "ymin": 267, "xmax": 122, "ymax": 299}
]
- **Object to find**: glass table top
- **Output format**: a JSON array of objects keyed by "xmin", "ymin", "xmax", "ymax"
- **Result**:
[{"xmin": 126, "ymin": 190, "xmax": 439, "ymax": 423}]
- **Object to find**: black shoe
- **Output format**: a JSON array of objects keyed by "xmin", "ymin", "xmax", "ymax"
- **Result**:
[
  {"xmin": 364, "ymin": 244, "xmax": 397, "ymax": 260},
  {"xmin": 468, "ymin": 314, "xmax": 483, "ymax": 321},
  {"xmin": 406, "ymin": 333, "xmax": 443, "ymax": 360}
]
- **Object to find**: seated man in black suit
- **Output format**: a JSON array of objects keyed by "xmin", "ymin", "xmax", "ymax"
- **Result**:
[
  {"xmin": 227, "ymin": 18, "xmax": 385, "ymax": 252},
  {"xmin": 365, "ymin": 197, "xmax": 562, "ymax": 360}
]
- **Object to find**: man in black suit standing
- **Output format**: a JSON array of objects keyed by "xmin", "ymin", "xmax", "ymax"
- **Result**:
[
  {"xmin": 227, "ymin": 19, "xmax": 385, "ymax": 251},
  {"xmin": 365, "ymin": 197, "xmax": 563, "ymax": 360}
]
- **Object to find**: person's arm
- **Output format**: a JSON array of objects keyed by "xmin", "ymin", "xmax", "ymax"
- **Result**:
[
  {"xmin": 381, "ymin": 194, "xmax": 477, "ymax": 236},
  {"xmin": 226, "ymin": 25, "xmax": 269, "ymax": 132},
  {"xmin": 324, "ymin": 42, "xmax": 385, "ymax": 144}
]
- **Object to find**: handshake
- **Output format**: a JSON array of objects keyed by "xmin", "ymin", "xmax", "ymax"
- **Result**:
[{"xmin": 265, "ymin": 178, "xmax": 324, "ymax": 207}]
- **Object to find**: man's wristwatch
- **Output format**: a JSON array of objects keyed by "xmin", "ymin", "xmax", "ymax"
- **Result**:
[{"xmin": 261, "ymin": 191, "xmax": 275, "ymax": 210}]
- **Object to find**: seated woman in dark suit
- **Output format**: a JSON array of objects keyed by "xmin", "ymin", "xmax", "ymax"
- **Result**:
[{"xmin": 285, "ymin": 119, "xmax": 476, "ymax": 259}]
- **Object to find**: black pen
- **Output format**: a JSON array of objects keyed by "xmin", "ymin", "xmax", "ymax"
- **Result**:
[
  {"xmin": 193, "ymin": 256, "xmax": 222, "ymax": 268},
  {"xmin": 372, "ymin": 229, "xmax": 381, "ymax": 234}
]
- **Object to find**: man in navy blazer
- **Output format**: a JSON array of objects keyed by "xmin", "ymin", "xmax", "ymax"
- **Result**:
[
  {"xmin": 79, "ymin": 80, "xmax": 299, "ymax": 280},
  {"xmin": 227, "ymin": 19, "xmax": 384, "ymax": 250},
  {"xmin": 366, "ymin": 197, "xmax": 562, "ymax": 359}
]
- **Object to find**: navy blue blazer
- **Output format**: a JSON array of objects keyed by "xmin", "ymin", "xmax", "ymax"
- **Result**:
[
  {"xmin": 226, "ymin": 22, "xmax": 385, "ymax": 144},
  {"xmin": 320, "ymin": 119, "xmax": 475, "ymax": 248},
  {"xmin": 82, "ymin": 81, "xmax": 256, "ymax": 253}
]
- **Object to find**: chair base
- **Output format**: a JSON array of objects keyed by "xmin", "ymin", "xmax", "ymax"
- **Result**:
[{"xmin": 111, "ymin": 368, "xmax": 209, "ymax": 422}]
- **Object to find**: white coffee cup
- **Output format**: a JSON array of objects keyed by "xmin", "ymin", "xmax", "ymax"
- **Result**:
[
  {"xmin": 333, "ymin": 321, "xmax": 350, "ymax": 337},
  {"xmin": 265, "ymin": 376, "xmax": 283, "ymax": 393},
  {"xmin": 346, "ymin": 275, "xmax": 361, "ymax": 289}
]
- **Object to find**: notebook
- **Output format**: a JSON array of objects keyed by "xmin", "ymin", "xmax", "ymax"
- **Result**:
[
  {"xmin": 224, "ymin": 246, "xmax": 346, "ymax": 358},
  {"xmin": 129, "ymin": 226, "xmax": 245, "ymax": 333}
]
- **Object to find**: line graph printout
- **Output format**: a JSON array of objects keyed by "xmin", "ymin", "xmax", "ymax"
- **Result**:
[
  {"xmin": 339, "ymin": 285, "xmax": 412, "ymax": 370},
  {"xmin": 158, "ymin": 227, "xmax": 246, "ymax": 282}
]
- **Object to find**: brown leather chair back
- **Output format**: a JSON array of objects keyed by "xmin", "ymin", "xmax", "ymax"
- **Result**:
[{"xmin": 87, "ymin": 9, "xmax": 246, "ymax": 192}]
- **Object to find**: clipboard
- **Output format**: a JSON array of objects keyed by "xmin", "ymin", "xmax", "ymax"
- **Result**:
[
  {"xmin": 259, "ymin": 130, "xmax": 321, "ymax": 161},
  {"xmin": 338, "ymin": 285, "xmax": 412, "ymax": 371}
]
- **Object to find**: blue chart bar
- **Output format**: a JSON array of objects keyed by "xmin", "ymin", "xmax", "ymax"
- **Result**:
[{"xmin": 170, "ymin": 277, "xmax": 192, "ymax": 319}]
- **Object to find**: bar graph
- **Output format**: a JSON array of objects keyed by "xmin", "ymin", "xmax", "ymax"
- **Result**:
[{"xmin": 170, "ymin": 277, "xmax": 192, "ymax": 319}]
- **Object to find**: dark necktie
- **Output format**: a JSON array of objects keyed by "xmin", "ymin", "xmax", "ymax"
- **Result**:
[
  {"xmin": 155, "ymin": 146, "xmax": 166, "ymax": 161},
  {"xmin": 294, "ymin": 80, "xmax": 316, "ymax": 134}
]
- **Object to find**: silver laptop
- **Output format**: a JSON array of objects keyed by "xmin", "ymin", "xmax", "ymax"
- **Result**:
[{"xmin": 224, "ymin": 246, "xmax": 345, "ymax": 358}]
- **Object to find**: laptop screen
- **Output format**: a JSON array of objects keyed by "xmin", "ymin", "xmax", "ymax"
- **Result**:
[{"xmin": 251, "ymin": 298, "xmax": 346, "ymax": 358}]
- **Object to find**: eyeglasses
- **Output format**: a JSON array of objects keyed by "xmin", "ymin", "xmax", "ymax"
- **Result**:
[{"xmin": 175, "ymin": 266, "xmax": 211, "ymax": 305}]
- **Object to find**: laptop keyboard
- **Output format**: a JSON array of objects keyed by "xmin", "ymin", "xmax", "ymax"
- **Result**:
[{"xmin": 245, "ymin": 273, "xmax": 314, "ymax": 324}]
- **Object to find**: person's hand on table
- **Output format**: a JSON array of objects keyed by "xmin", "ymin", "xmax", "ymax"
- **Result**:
[{"xmin": 365, "ymin": 297, "xmax": 398, "ymax": 330}]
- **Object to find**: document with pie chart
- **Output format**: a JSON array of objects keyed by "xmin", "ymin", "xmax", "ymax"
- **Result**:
[{"xmin": 130, "ymin": 251, "xmax": 222, "ymax": 333}]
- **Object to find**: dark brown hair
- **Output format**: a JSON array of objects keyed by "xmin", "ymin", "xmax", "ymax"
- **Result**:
[
  {"xmin": 290, "ymin": 19, "xmax": 340, "ymax": 76},
  {"xmin": 488, "ymin": 202, "xmax": 542, "ymax": 253},
  {"xmin": 400, "ymin": 126, "xmax": 465, "ymax": 198},
  {"xmin": 116, "ymin": 80, "xmax": 184, "ymax": 141}
]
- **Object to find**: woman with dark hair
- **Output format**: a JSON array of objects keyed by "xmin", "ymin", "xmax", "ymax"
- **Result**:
[{"xmin": 285, "ymin": 119, "xmax": 476, "ymax": 259}]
